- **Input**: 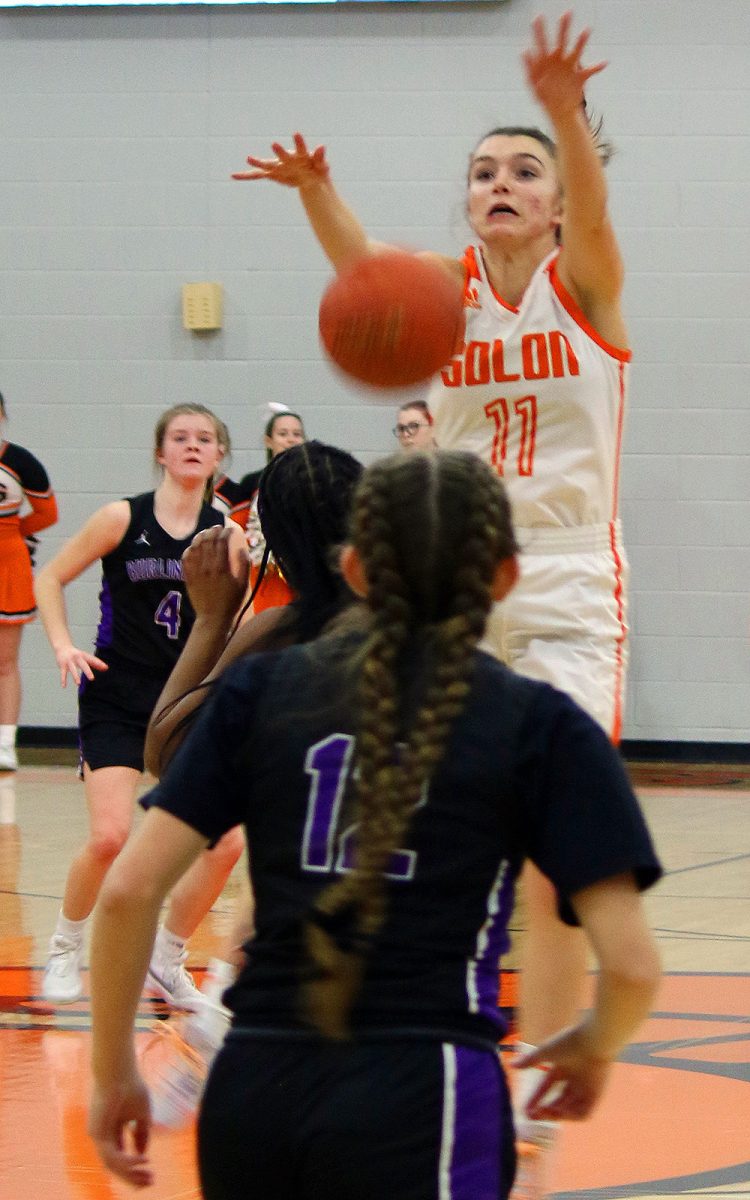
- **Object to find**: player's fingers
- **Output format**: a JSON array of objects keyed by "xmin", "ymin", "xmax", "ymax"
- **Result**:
[
  {"xmin": 293, "ymin": 132, "xmax": 310, "ymax": 155},
  {"xmin": 531, "ymin": 15, "xmax": 549, "ymax": 56},
  {"xmin": 556, "ymin": 9, "xmax": 573, "ymax": 54},
  {"xmin": 98, "ymin": 1144, "xmax": 153, "ymax": 1188},
  {"xmin": 243, "ymin": 155, "xmax": 279, "ymax": 169},
  {"xmin": 569, "ymin": 28, "xmax": 591, "ymax": 64},
  {"xmin": 270, "ymin": 141, "xmax": 291, "ymax": 161},
  {"xmin": 132, "ymin": 1115, "xmax": 151, "ymax": 1155},
  {"xmin": 231, "ymin": 170, "xmax": 267, "ymax": 181},
  {"xmin": 581, "ymin": 61, "xmax": 607, "ymax": 83}
]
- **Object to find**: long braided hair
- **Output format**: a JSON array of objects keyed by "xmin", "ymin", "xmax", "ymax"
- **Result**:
[{"xmin": 305, "ymin": 450, "xmax": 519, "ymax": 1038}]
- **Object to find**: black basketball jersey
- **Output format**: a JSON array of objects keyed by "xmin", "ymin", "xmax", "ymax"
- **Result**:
[
  {"xmin": 144, "ymin": 636, "xmax": 661, "ymax": 1047},
  {"xmin": 94, "ymin": 491, "xmax": 223, "ymax": 673}
]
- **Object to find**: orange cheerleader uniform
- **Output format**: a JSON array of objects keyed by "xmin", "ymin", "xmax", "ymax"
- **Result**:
[
  {"xmin": 230, "ymin": 474, "xmax": 295, "ymax": 613},
  {"xmin": 0, "ymin": 441, "xmax": 58, "ymax": 625}
]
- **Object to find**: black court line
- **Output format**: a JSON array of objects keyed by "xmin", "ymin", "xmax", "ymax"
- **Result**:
[
  {"xmin": 553, "ymin": 1161, "xmax": 750, "ymax": 1199},
  {"xmin": 663, "ymin": 852, "xmax": 750, "ymax": 877}
]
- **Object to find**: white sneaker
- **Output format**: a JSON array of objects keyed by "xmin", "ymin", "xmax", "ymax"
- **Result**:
[
  {"xmin": 147, "ymin": 945, "xmax": 203, "ymax": 1011},
  {"xmin": 184, "ymin": 998, "xmax": 230, "ymax": 1059},
  {"xmin": 511, "ymin": 1123, "xmax": 558, "ymax": 1200},
  {"xmin": 146, "ymin": 1021, "xmax": 209, "ymax": 1129},
  {"xmin": 0, "ymin": 745, "xmax": 18, "ymax": 772},
  {"xmin": 42, "ymin": 933, "xmax": 84, "ymax": 1004}
]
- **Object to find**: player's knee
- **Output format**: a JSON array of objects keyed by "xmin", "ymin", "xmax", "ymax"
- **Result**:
[{"xmin": 88, "ymin": 826, "xmax": 129, "ymax": 866}]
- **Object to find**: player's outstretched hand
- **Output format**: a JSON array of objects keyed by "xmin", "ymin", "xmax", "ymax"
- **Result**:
[
  {"xmin": 232, "ymin": 132, "xmax": 329, "ymax": 189},
  {"xmin": 183, "ymin": 526, "xmax": 249, "ymax": 623},
  {"xmin": 89, "ymin": 1074, "xmax": 154, "ymax": 1188},
  {"xmin": 513, "ymin": 1024, "xmax": 612, "ymax": 1121},
  {"xmin": 522, "ymin": 11, "xmax": 606, "ymax": 121},
  {"xmin": 55, "ymin": 644, "xmax": 109, "ymax": 688}
]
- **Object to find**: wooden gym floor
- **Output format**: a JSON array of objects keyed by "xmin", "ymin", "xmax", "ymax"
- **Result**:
[{"xmin": 0, "ymin": 758, "xmax": 748, "ymax": 1200}]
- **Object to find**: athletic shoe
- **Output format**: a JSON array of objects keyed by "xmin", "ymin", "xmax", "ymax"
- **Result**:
[
  {"xmin": 146, "ymin": 944, "xmax": 203, "ymax": 1010},
  {"xmin": 0, "ymin": 746, "xmax": 18, "ymax": 772},
  {"xmin": 184, "ymin": 997, "xmax": 231, "ymax": 1059},
  {"xmin": 511, "ymin": 1125, "xmax": 558, "ymax": 1200},
  {"xmin": 42, "ymin": 933, "xmax": 84, "ymax": 1004},
  {"xmin": 145, "ymin": 1020, "xmax": 208, "ymax": 1129}
]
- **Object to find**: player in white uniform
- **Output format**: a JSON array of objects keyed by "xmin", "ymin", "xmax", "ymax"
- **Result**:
[
  {"xmin": 234, "ymin": 13, "xmax": 631, "ymax": 1195},
  {"xmin": 429, "ymin": 245, "xmax": 628, "ymax": 738}
]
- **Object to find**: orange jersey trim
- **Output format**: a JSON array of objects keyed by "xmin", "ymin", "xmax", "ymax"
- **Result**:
[
  {"xmin": 547, "ymin": 258, "xmax": 631, "ymax": 363},
  {"xmin": 608, "ymin": 520, "xmax": 628, "ymax": 747},
  {"xmin": 611, "ymin": 360, "xmax": 627, "ymax": 522},
  {"xmin": 461, "ymin": 247, "xmax": 519, "ymax": 314}
]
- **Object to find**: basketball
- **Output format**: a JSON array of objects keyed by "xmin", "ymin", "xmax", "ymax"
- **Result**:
[{"xmin": 318, "ymin": 252, "xmax": 465, "ymax": 389}]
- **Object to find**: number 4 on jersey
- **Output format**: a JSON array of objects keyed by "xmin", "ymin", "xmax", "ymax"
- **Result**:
[{"xmin": 154, "ymin": 589, "xmax": 183, "ymax": 640}]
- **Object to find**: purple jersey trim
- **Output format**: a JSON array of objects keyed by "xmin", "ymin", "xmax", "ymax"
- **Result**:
[
  {"xmin": 466, "ymin": 858, "xmax": 515, "ymax": 1026},
  {"xmin": 439, "ymin": 1044, "xmax": 504, "ymax": 1199},
  {"xmin": 95, "ymin": 578, "xmax": 114, "ymax": 650}
]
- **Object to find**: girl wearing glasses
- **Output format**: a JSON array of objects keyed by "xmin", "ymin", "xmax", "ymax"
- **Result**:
[{"xmin": 393, "ymin": 400, "xmax": 436, "ymax": 453}]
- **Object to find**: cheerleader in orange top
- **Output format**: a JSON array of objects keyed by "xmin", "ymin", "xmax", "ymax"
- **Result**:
[
  {"xmin": 231, "ymin": 407, "xmax": 306, "ymax": 613},
  {"xmin": 0, "ymin": 391, "xmax": 58, "ymax": 771}
]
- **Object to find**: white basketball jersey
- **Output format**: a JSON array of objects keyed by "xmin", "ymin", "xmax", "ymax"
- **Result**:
[{"xmin": 427, "ymin": 247, "xmax": 630, "ymax": 530}]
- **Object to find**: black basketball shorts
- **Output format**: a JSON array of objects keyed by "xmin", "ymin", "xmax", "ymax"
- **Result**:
[
  {"xmin": 198, "ymin": 1035, "xmax": 516, "ymax": 1200},
  {"xmin": 77, "ymin": 662, "xmax": 168, "ymax": 773}
]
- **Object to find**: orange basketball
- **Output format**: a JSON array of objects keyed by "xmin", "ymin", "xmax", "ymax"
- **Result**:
[{"xmin": 319, "ymin": 252, "xmax": 465, "ymax": 389}]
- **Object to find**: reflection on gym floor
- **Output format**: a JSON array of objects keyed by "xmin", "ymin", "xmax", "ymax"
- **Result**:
[{"xmin": 1, "ymin": 764, "xmax": 749, "ymax": 1200}]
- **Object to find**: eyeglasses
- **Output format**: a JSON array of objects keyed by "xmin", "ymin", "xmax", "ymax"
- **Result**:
[{"xmin": 393, "ymin": 422, "xmax": 429, "ymax": 438}]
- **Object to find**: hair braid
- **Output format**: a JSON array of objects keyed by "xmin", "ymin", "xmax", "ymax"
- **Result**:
[{"xmin": 305, "ymin": 452, "xmax": 518, "ymax": 1038}]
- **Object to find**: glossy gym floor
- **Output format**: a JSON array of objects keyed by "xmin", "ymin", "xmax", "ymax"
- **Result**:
[{"xmin": 1, "ymin": 756, "xmax": 748, "ymax": 1200}]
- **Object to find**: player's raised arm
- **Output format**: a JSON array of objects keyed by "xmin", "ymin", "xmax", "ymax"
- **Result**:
[
  {"xmin": 233, "ymin": 132, "xmax": 384, "ymax": 274},
  {"xmin": 523, "ymin": 12, "xmax": 626, "ymax": 339}
]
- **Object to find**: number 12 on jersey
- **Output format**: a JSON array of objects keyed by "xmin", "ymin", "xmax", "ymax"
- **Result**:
[
  {"xmin": 484, "ymin": 394, "xmax": 537, "ymax": 477},
  {"xmin": 301, "ymin": 734, "xmax": 425, "ymax": 882}
]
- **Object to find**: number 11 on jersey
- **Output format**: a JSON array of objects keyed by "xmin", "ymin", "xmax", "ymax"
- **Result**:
[{"xmin": 484, "ymin": 394, "xmax": 538, "ymax": 477}]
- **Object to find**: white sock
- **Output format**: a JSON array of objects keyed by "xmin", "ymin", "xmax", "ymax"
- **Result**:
[
  {"xmin": 513, "ymin": 1043, "xmax": 558, "ymax": 1144},
  {"xmin": 56, "ymin": 911, "xmax": 87, "ymax": 940},
  {"xmin": 0, "ymin": 725, "xmax": 17, "ymax": 750},
  {"xmin": 156, "ymin": 925, "xmax": 187, "ymax": 957}
]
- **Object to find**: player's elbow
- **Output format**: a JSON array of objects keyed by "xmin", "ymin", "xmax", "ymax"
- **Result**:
[{"xmin": 600, "ymin": 930, "xmax": 662, "ymax": 1000}]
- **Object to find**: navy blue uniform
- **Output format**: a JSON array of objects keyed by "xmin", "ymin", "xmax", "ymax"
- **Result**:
[
  {"xmin": 78, "ymin": 491, "xmax": 223, "ymax": 772},
  {"xmin": 145, "ymin": 636, "xmax": 661, "ymax": 1199}
]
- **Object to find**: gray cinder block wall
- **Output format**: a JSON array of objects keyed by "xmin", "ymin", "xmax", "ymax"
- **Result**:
[{"xmin": 1, "ymin": 0, "xmax": 748, "ymax": 742}]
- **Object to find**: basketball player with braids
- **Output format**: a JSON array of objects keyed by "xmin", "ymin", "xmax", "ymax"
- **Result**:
[
  {"xmin": 88, "ymin": 450, "xmax": 661, "ymax": 1198},
  {"xmin": 137, "ymin": 440, "xmax": 364, "ymax": 1064},
  {"xmin": 35, "ymin": 404, "xmax": 246, "ymax": 1008},
  {"xmin": 234, "ymin": 14, "xmax": 629, "ymax": 1183}
]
